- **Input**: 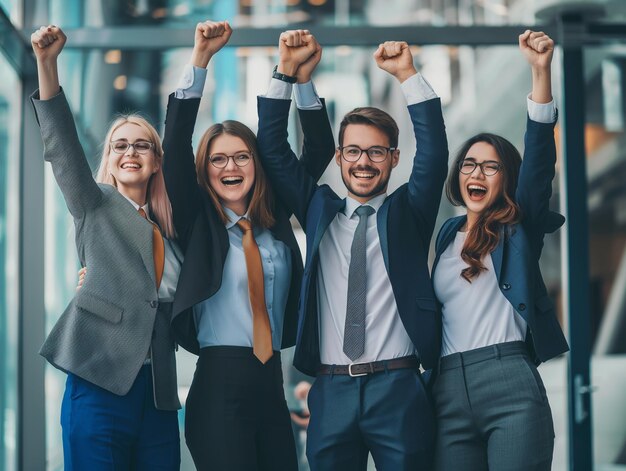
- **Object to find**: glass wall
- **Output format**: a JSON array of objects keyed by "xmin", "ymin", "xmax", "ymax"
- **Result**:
[{"xmin": 0, "ymin": 51, "xmax": 21, "ymax": 471}]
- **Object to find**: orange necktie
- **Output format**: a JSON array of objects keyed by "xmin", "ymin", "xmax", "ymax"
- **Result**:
[
  {"xmin": 237, "ymin": 218, "xmax": 273, "ymax": 364},
  {"xmin": 138, "ymin": 208, "xmax": 164, "ymax": 290}
]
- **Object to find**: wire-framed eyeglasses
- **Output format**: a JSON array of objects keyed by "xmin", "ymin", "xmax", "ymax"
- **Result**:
[
  {"xmin": 110, "ymin": 140, "xmax": 154, "ymax": 155},
  {"xmin": 209, "ymin": 152, "xmax": 253, "ymax": 169},
  {"xmin": 339, "ymin": 145, "xmax": 395, "ymax": 163}
]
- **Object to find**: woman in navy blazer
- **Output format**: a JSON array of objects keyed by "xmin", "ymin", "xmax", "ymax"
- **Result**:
[
  {"xmin": 431, "ymin": 31, "xmax": 569, "ymax": 471},
  {"xmin": 162, "ymin": 23, "xmax": 334, "ymax": 470}
]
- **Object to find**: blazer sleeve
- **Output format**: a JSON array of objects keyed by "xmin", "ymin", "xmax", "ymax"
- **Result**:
[
  {"xmin": 406, "ymin": 98, "xmax": 449, "ymax": 244},
  {"xmin": 256, "ymin": 96, "xmax": 318, "ymax": 227},
  {"xmin": 516, "ymin": 115, "xmax": 564, "ymax": 256},
  {"xmin": 162, "ymin": 94, "xmax": 203, "ymax": 247},
  {"xmin": 296, "ymin": 98, "xmax": 336, "ymax": 183},
  {"xmin": 30, "ymin": 89, "xmax": 103, "ymax": 218}
]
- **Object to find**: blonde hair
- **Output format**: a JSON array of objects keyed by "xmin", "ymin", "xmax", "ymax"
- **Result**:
[
  {"xmin": 195, "ymin": 120, "xmax": 275, "ymax": 228},
  {"xmin": 95, "ymin": 115, "xmax": 176, "ymax": 239}
]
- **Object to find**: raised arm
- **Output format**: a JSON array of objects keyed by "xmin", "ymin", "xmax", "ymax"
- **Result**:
[
  {"xmin": 516, "ymin": 31, "xmax": 561, "ymax": 251},
  {"xmin": 257, "ymin": 30, "xmax": 329, "ymax": 225},
  {"xmin": 30, "ymin": 26, "xmax": 102, "ymax": 218},
  {"xmin": 162, "ymin": 20, "xmax": 231, "ymax": 244},
  {"xmin": 374, "ymin": 41, "xmax": 449, "ymax": 243},
  {"xmin": 292, "ymin": 33, "xmax": 335, "ymax": 184}
]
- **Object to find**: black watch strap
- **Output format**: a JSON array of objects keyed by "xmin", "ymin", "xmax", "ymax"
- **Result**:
[{"xmin": 272, "ymin": 65, "xmax": 297, "ymax": 84}]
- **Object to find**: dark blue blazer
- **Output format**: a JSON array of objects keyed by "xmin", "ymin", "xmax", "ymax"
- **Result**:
[
  {"xmin": 257, "ymin": 96, "xmax": 449, "ymax": 376},
  {"xmin": 432, "ymin": 116, "xmax": 569, "ymax": 364}
]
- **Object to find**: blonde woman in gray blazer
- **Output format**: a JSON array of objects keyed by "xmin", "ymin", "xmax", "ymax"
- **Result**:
[{"xmin": 31, "ymin": 26, "xmax": 182, "ymax": 470}]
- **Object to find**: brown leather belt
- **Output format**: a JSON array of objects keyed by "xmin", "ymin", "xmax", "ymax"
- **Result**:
[{"xmin": 317, "ymin": 355, "xmax": 420, "ymax": 377}]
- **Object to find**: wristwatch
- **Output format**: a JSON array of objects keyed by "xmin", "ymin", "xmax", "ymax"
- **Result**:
[{"xmin": 272, "ymin": 65, "xmax": 297, "ymax": 84}]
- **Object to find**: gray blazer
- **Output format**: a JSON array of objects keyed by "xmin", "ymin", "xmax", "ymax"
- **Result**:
[{"xmin": 31, "ymin": 90, "xmax": 180, "ymax": 410}]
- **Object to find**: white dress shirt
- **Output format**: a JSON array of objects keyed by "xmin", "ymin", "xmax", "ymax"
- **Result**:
[{"xmin": 317, "ymin": 72, "xmax": 437, "ymax": 365}]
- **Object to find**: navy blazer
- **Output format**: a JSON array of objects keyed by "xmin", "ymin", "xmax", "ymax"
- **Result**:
[
  {"xmin": 162, "ymin": 95, "xmax": 335, "ymax": 354},
  {"xmin": 432, "ymin": 116, "xmax": 569, "ymax": 364},
  {"xmin": 257, "ymin": 96, "xmax": 449, "ymax": 375}
]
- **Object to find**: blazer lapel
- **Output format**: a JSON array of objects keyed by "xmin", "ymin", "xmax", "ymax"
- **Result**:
[
  {"xmin": 433, "ymin": 216, "xmax": 466, "ymax": 273},
  {"xmin": 312, "ymin": 198, "xmax": 344, "ymax": 255},
  {"xmin": 491, "ymin": 227, "xmax": 505, "ymax": 280},
  {"xmin": 377, "ymin": 197, "xmax": 391, "ymax": 274}
]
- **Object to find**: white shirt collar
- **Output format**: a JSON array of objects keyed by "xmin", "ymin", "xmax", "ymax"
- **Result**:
[
  {"xmin": 121, "ymin": 193, "xmax": 150, "ymax": 219},
  {"xmin": 344, "ymin": 193, "xmax": 387, "ymax": 219},
  {"xmin": 223, "ymin": 206, "xmax": 249, "ymax": 230}
]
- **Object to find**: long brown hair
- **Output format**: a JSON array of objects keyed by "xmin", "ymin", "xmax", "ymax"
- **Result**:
[
  {"xmin": 446, "ymin": 133, "xmax": 521, "ymax": 282},
  {"xmin": 195, "ymin": 120, "xmax": 275, "ymax": 228},
  {"xmin": 96, "ymin": 115, "xmax": 176, "ymax": 238}
]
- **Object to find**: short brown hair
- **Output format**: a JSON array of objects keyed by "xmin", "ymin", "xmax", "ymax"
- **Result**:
[
  {"xmin": 338, "ymin": 107, "xmax": 399, "ymax": 148},
  {"xmin": 195, "ymin": 120, "xmax": 275, "ymax": 228}
]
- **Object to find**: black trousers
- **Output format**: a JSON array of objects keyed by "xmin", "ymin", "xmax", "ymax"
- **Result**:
[{"xmin": 185, "ymin": 346, "xmax": 298, "ymax": 471}]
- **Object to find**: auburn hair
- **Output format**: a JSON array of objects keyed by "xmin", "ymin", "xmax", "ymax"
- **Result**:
[
  {"xmin": 338, "ymin": 107, "xmax": 399, "ymax": 148},
  {"xmin": 446, "ymin": 133, "xmax": 521, "ymax": 282},
  {"xmin": 194, "ymin": 120, "xmax": 275, "ymax": 228},
  {"xmin": 95, "ymin": 114, "xmax": 176, "ymax": 239}
]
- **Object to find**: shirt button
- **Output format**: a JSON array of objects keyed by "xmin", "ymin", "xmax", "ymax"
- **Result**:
[
  {"xmin": 518, "ymin": 303, "xmax": 526, "ymax": 311},
  {"xmin": 502, "ymin": 283, "xmax": 511, "ymax": 290},
  {"xmin": 150, "ymin": 300, "xmax": 159, "ymax": 309}
]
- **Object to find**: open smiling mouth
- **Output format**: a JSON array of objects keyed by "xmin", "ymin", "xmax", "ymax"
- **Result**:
[
  {"xmin": 221, "ymin": 176, "xmax": 244, "ymax": 186},
  {"xmin": 467, "ymin": 184, "xmax": 487, "ymax": 201},
  {"xmin": 351, "ymin": 169, "xmax": 379, "ymax": 181},
  {"xmin": 121, "ymin": 162, "xmax": 141, "ymax": 170}
]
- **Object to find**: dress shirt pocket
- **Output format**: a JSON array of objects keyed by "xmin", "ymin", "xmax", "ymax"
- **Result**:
[
  {"xmin": 416, "ymin": 297, "xmax": 438, "ymax": 312},
  {"xmin": 75, "ymin": 290, "xmax": 124, "ymax": 324}
]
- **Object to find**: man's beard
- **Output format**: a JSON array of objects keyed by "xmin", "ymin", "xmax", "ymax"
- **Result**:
[{"xmin": 341, "ymin": 165, "xmax": 389, "ymax": 199}]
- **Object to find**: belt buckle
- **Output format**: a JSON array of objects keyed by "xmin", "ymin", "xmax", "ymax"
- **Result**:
[{"xmin": 348, "ymin": 361, "xmax": 373, "ymax": 377}]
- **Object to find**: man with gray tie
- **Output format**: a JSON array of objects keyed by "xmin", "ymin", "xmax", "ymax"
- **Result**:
[{"xmin": 257, "ymin": 33, "xmax": 449, "ymax": 470}]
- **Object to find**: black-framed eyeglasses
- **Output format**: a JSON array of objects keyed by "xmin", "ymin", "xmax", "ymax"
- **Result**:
[
  {"xmin": 339, "ymin": 145, "xmax": 395, "ymax": 163},
  {"xmin": 458, "ymin": 159, "xmax": 502, "ymax": 176},
  {"xmin": 110, "ymin": 140, "xmax": 154, "ymax": 155},
  {"xmin": 209, "ymin": 152, "xmax": 253, "ymax": 169}
]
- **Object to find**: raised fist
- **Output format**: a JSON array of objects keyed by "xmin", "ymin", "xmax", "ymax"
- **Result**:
[
  {"xmin": 191, "ymin": 20, "xmax": 233, "ymax": 68},
  {"xmin": 373, "ymin": 41, "xmax": 417, "ymax": 83},
  {"xmin": 278, "ymin": 30, "xmax": 318, "ymax": 78},
  {"xmin": 519, "ymin": 30, "xmax": 554, "ymax": 70},
  {"xmin": 31, "ymin": 25, "xmax": 67, "ymax": 63}
]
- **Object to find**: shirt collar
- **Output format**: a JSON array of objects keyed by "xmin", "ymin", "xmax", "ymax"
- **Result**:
[
  {"xmin": 344, "ymin": 193, "xmax": 387, "ymax": 219},
  {"xmin": 121, "ymin": 194, "xmax": 151, "ymax": 220},
  {"xmin": 223, "ymin": 206, "xmax": 249, "ymax": 230}
]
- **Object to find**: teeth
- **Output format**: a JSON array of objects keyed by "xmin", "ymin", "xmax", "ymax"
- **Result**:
[
  {"xmin": 468, "ymin": 185, "xmax": 487, "ymax": 192},
  {"xmin": 353, "ymin": 172, "xmax": 375, "ymax": 178},
  {"xmin": 121, "ymin": 163, "xmax": 140, "ymax": 169},
  {"xmin": 221, "ymin": 176, "xmax": 243, "ymax": 185}
]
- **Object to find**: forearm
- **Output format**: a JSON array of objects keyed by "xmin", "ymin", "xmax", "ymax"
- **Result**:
[
  {"xmin": 37, "ymin": 59, "xmax": 60, "ymax": 100},
  {"xmin": 531, "ymin": 66, "xmax": 552, "ymax": 104}
]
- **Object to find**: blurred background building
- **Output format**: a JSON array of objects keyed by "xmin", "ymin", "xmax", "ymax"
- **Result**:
[{"xmin": 1, "ymin": 0, "xmax": 626, "ymax": 469}]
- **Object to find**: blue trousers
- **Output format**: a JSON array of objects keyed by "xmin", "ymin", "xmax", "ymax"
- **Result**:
[
  {"xmin": 306, "ymin": 368, "xmax": 435, "ymax": 471},
  {"xmin": 61, "ymin": 365, "xmax": 180, "ymax": 471}
]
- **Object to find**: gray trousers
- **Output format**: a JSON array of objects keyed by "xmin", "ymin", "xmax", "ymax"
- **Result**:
[{"xmin": 433, "ymin": 341, "xmax": 555, "ymax": 471}]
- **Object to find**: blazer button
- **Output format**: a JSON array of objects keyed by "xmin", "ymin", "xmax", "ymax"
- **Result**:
[
  {"xmin": 150, "ymin": 300, "xmax": 159, "ymax": 309},
  {"xmin": 502, "ymin": 283, "xmax": 511, "ymax": 290},
  {"xmin": 518, "ymin": 303, "xmax": 526, "ymax": 311}
]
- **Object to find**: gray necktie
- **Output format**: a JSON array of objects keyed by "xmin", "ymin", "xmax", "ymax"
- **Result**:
[{"xmin": 343, "ymin": 205, "xmax": 375, "ymax": 361}]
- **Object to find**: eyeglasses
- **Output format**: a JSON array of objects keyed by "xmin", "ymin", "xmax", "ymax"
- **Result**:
[
  {"xmin": 110, "ymin": 140, "xmax": 154, "ymax": 155},
  {"xmin": 339, "ymin": 145, "xmax": 395, "ymax": 163},
  {"xmin": 458, "ymin": 159, "xmax": 502, "ymax": 177},
  {"xmin": 209, "ymin": 152, "xmax": 253, "ymax": 169}
]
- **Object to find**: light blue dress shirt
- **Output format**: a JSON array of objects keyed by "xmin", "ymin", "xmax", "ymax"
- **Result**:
[{"xmin": 193, "ymin": 207, "xmax": 292, "ymax": 349}]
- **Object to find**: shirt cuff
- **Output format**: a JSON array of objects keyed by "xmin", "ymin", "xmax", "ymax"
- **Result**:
[
  {"xmin": 527, "ymin": 94, "xmax": 557, "ymax": 123},
  {"xmin": 265, "ymin": 78, "xmax": 293, "ymax": 101},
  {"xmin": 294, "ymin": 81, "xmax": 323, "ymax": 110},
  {"xmin": 174, "ymin": 65, "xmax": 208, "ymax": 99},
  {"xmin": 401, "ymin": 72, "xmax": 438, "ymax": 105}
]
